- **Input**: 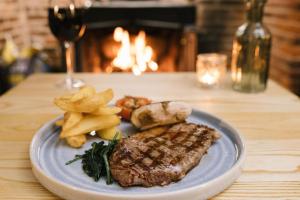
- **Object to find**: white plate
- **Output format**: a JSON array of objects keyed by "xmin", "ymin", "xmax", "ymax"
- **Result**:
[{"xmin": 30, "ymin": 109, "xmax": 245, "ymax": 200}]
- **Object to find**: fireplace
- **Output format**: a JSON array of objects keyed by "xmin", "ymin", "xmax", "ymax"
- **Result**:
[{"xmin": 75, "ymin": 1, "xmax": 197, "ymax": 74}]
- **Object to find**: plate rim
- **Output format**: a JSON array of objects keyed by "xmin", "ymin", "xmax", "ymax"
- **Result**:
[{"xmin": 30, "ymin": 109, "xmax": 246, "ymax": 199}]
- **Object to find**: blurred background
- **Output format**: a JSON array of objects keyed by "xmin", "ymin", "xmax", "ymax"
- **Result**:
[{"xmin": 0, "ymin": 0, "xmax": 299, "ymax": 95}]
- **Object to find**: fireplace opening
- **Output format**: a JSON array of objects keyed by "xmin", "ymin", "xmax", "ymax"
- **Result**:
[
  {"xmin": 76, "ymin": 1, "xmax": 197, "ymax": 74},
  {"xmin": 110, "ymin": 27, "xmax": 159, "ymax": 75}
]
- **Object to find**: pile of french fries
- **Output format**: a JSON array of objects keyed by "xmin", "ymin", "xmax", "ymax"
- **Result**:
[{"xmin": 54, "ymin": 86, "xmax": 121, "ymax": 148}]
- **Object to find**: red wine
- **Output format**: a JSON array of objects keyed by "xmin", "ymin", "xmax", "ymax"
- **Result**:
[{"xmin": 48, "ymin": 8, "xmax": 86, "ymax": 42}]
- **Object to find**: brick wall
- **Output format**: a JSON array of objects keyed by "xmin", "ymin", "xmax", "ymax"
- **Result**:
[
  {"xmin": 265, "ymin": 0, "xmax": 300, "ymax": 94},
  {"xmin": 195, "ymin": 0, "xmax": 245, "ymax": 61},
  {"xmin": 0, "ymin": 0, "xmax": 28, "ymax": 49},
  {"xmin": 196, "ymin": 0, "xmax": 300, "ymax": 95},
  {"xmin": 25, "ymin": 0, "xmax": 57, "ymax": 49},
  {"xmin": 0, "ymin": 0, "xmax": 58, "ymax": 62}
]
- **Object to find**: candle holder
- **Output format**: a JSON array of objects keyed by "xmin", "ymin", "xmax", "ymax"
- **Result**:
[{"xmin": 196, "ymin": 53, "xmax": 227, "ymax": 88}]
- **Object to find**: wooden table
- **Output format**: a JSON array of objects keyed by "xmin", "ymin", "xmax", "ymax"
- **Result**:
[{"xmin": 0, "ymin": 73, "xmax": 299, "ymax": 199}]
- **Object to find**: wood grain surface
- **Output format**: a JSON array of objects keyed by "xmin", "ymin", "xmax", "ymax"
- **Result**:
[{"xmin": 0, "ymin": 73, "xmax": 299, "ymax": 199}]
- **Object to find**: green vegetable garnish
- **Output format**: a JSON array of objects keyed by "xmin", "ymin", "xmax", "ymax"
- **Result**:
[{"xmin": 66, "ymin": 133, "xmax": 119, "ymax": 184}]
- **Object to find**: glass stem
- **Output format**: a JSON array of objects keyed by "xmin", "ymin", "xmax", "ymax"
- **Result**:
[{"xmin": 64, "ymin": 41, "xmax": 74, "ymax": 89}]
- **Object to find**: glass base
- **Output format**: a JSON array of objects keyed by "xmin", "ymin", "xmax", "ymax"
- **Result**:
[
  {"xmin": 56, "ymin": 77, "xmax": 85, "ymax": 90},
  {"xmin": 232, "ymin": 84, "xmax": 266, "ymax": 93}
]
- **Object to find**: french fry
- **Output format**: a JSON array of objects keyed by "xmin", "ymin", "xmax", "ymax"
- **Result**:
[
  {"xmin": 95, "ymin": 88, "xmax": 114, "ymax": 105},
  {"xmin": 73, "ymin": 95, "xmax": 103, "ymax": 113},
  {"xmin": 55, "ymin": 119, "xmax": 64, "ymax": 126},
  {"xmin": 63, "ymin": 112, "xmax": 83, "ymax": 131},
  {"xmin": 54, "ymin": 97, "xmax": 77, "ymax": 112},
  {"xmin": 60, "ymin": 114, "xmax": 120, "ymax": 138},
  {"xmin": 54, "ymin": 88, "xmax": 114, "ymax": 113},
  {"xmin": 60, "ymin": 94, "xmax": 73, "ymax": 100},
  {"xmin": 97, "ymin": 126, "xmax": 122, "ymax": 140},
  {"xmin": 72, "ymin": 88, "xmax": 114, "ymax": 113},
  {"xmin": 71, "ymin": 86, "xmax": 96, "ymax": 102},
  {"xmin": 54, "ymin": 87, "xmax": 120, "ymax": 148},
  {"xmin": 65, "ymin": 135, "xmax": 87, "ymax": 148},
  {"xmin": 91, "ymin": 106, "xmax": 121, "ymax": 115},
  {"xmin": 55, "ymin": 96, "xmax": 99, "ymax": 113}
]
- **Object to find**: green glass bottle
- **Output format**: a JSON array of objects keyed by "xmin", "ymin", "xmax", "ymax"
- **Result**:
[{"xmin": 231, "ymin": 0, "xmax": 271, "ymax": 93}]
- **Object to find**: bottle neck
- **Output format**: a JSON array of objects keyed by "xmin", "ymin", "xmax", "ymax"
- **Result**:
[{"xmin": 246, "ymin": 0, "xmax": 265, "ymax": 23}]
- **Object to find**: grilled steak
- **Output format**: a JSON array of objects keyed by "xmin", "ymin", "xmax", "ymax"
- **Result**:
[{"xmin": 109, "ymin": 122, "xmax": 220, "ymax": 187}]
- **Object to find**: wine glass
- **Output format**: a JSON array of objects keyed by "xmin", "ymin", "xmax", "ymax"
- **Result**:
[{"xmin": 48, "ymin": 0, "xmax": 90, "ymax": 89}]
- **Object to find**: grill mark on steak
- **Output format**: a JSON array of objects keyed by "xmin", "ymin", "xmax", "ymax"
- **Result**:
[{"xmin": 109, "ymin": 122, "xmax": 220, "ymax": 187}]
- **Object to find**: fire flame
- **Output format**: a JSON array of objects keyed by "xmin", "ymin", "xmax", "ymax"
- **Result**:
[{"xmin": 112, "ymin": 27, "xmax": 158, "ymax": 75}]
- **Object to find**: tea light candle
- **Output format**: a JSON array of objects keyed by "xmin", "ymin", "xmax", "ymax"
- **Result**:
[{"xmin": 196, "ymin": 53, "xmax": 227, "ymax": 88}]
